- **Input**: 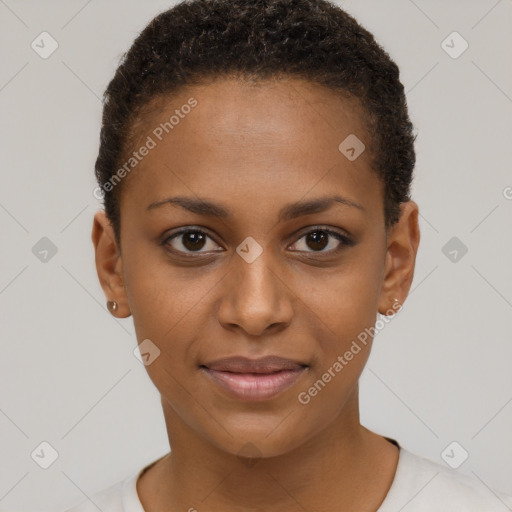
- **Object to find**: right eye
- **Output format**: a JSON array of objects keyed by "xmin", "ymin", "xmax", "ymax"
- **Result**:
[{"xmin": 163, "ymin": 228, "xmax": 223, "ymax": 255}]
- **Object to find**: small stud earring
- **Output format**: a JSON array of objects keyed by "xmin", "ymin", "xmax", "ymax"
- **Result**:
[{"xmin": 107, "ymin": 300, "xmax": 118, "ymax": 314}]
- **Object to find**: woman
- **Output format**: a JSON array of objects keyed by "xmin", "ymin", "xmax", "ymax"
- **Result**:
[{"xmin": 67, "ymin": 0, "xmax": 512, "ymax": 510}]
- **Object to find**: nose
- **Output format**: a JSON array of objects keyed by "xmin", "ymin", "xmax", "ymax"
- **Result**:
[{"xmin": 217, "ymin": 250, "xmax": 294, "ymax": 337}]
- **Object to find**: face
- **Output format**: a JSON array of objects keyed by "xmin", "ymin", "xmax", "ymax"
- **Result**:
[{"xmin": 93, "ymin": 77, "xmax": 419, "ymax": 458}]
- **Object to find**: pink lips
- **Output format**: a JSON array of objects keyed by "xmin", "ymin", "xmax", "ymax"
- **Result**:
[{"xmin": 201, "ymin": 355, "xmax": 308, "ymax": 401}]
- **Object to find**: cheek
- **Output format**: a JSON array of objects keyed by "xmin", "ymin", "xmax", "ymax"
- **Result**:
[
  {"xmin": 293, "ymin": 270, "xmax": 378, "ymax": 416},
  {"xmin": 124, "ymin": 263, "xmax": 208, "ymax": 401},
  {"xmin": 292, "ymin": 248, "xmax": 385, "ymax": 403},
  {"xmin": 122, "ymin": 252, "xmax": 208, "ymax": 356},
  {"xmin": 296, "ymin": 258, "xmax": 383, "ymax": 342}
]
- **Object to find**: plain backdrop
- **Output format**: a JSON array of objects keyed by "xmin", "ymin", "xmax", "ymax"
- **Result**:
[{"xmin": 0, "ymin": 0, "xmax": 511, "ymax": 510}]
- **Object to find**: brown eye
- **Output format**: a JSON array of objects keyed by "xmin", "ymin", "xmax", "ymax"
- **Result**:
[
  {"xmin": 164, "ymin": 229, "xmax": 222, "ymax": 254},
  {"xmin": 181, "ymin": 232, "xmax": 207, "ymax": 251},
  {"xmin": 290, "ymin": 227, "xmax": 354, "ymax": 253},
  {"xmin": 305, "ymin": 231, "xmax": 329, "ymax": 251}
]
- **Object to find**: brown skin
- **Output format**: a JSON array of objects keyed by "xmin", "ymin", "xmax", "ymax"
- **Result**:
[{"xmin": 92, "ymin": 77, "xmax": 420, "ymax": 511}]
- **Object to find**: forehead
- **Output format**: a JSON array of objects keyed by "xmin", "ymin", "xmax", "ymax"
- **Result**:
[
  {"xmin": 136, "ymin": 76, "xmax": 369, "ymax": 147},
  {"xmin": 119, "ymin": 77, "xmax": 382, "ymax": 222}
]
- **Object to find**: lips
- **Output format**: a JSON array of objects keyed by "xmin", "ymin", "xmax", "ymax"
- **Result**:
[
  {"xmin": 202, "ymin": 355, "xmax": 307, "ymax": 373},
  {"xmin": 200, "ymin": 355, "xmax": 308, "ymax": 401}
]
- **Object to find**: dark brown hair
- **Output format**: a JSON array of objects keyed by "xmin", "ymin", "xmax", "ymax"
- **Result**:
[{"xmin": 95, "ymin": 0, "xmax": 416, "ymax": 246}]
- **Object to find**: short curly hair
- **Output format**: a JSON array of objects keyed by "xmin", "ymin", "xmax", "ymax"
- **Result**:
[{"xmin": 95, "ymin": 0, "xmax": 416, "ymax": 246}]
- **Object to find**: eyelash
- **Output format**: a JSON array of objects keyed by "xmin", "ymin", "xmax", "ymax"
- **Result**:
[{"xmin": 161, "ymin": 225, "xmax": 354, "ymax": 257}]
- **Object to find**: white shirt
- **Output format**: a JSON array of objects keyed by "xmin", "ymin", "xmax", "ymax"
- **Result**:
[{"xmin": 64, "ymin": 443, "xmax": 512, "ymax": 511}]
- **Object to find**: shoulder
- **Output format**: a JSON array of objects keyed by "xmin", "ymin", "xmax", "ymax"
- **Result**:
[
  {"xmin": 62, "ymin": 470, "xmax": 142, "ymax": 512},
  {"xmin": 379, "ymin": 446, "xmax": 512, "ymax": 511},
  {"xmin": 62, "ymin": 455, "xmax": 165, "ymax": 512},
  {"xmin": 62, "ymin": 481, "xmax": 124, "ymax": 512}
]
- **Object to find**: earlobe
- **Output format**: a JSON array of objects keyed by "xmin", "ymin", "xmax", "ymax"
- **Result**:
[
  {"xmin": 91, "ymin": 210, "xmax": 131, "ymax": 318},
  {"xmin": 377, "ymin": 201, "xmax": 420, "ymax": 315}
]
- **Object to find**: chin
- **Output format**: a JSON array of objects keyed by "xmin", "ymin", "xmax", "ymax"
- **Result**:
[{"xmin": 203, "ymin": 415, "xmax": 311, "ymax": 460}]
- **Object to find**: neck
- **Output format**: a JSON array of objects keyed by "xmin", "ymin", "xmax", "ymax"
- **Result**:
[{"xmin": 138, "ymin": 387, "xmax": 399, "ymax": 512}]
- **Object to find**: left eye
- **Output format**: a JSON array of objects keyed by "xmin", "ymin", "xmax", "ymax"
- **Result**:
[{"xmin": 289, "ymin": 228, "xmax": 352, "ymax": 253}]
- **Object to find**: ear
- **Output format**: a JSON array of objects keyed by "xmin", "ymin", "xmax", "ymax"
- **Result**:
[
  {"xmin": 91, "ymin": 210, "xmax": 131, "ymax": 318},
  {"xmin": 377, "ymin": 201, "xmax": 420, "ymax": 315}
]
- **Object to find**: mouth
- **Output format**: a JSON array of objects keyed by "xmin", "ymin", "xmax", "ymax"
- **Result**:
[{"xmin": 200, "ymin": 355, "xmax": 309, "ymax": 401}]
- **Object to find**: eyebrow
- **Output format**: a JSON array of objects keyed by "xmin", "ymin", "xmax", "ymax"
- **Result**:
[{"xmin": 146, "ymin": 194, "xmax": 365, "ymax": 221}]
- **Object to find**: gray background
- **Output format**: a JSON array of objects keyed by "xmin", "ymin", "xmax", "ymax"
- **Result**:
[{"xmin": 0, "ymin": 0, "xmax": 511, "ymax": 510}]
